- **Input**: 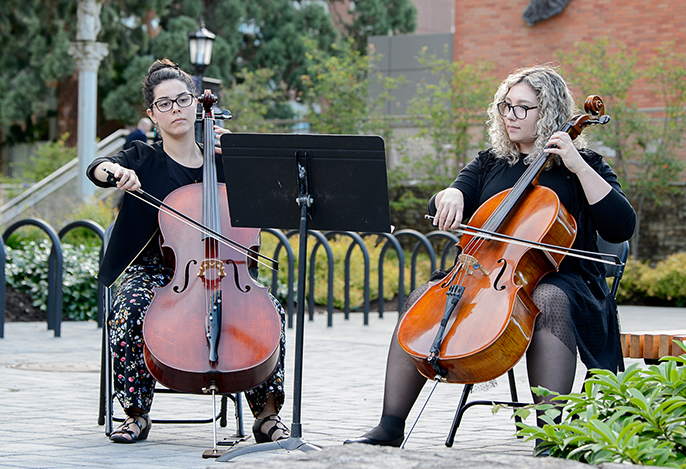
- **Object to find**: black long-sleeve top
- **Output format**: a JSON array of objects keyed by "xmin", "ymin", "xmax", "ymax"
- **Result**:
[{"xmin": 428, "ymin": 148, "xmax": 636, "ymax": 371}]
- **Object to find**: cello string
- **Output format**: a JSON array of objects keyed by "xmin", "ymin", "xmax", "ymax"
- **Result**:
[
  {"xmin": 479, "ymin": 153, "xmax": 551, "ymax": 234},
  {"xmin": 425, "ymin": 216, "xmax": 621, "ymax": 267},
  {"xmin": 203, "ymin": 112, "xmax": 217, "ymax": 319},
  {"xmin": 124, "ymin": 186, "xmax": 278, "ymax": 272},
  {"xmin": 102, "ymin": 165, "xmax": 279, "ymax": 272},
  {"xmin": 454, "ymin": 227, "xmax": 618, "ymax": 266}
]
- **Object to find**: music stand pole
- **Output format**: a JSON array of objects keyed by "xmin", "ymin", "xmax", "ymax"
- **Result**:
[{"xmin": 216, "ymin": 161, "xmax": 320, "ymax": 461}]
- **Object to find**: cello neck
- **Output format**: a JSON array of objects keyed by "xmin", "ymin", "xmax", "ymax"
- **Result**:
[
  {"xmin": 200, "ymin": 90, "xmax": 221, "ymax": 235},
  {"xmin": 480, "ymin": 152, "xmax": 552, "ymax": 233}
]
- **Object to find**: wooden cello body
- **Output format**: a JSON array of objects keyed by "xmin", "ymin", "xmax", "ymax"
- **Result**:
[
  {"xmin": 397, "ymin": 95, "xmax": 610, "ymax": 384},
  {"xmin": 142, "ymin": 91, "xmax": 281, "ymax": 394},
  {"xmin": 397, "ymin": 185, "xmax": 576, "ymax": 383}
]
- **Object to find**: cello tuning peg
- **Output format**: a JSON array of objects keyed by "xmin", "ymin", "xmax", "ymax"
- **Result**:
[{"xmin": 220, "ymin": 110, "xmax": 232, "ymax": 120}]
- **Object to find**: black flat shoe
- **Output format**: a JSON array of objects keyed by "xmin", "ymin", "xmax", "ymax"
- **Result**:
[
  {"xmin": 343, "ymin": 434, "xmax": 404, "ymax": 447},
  {"xmin": 109, "ymin": 414, "xmax": 151, "ymax": 444},
  {"xmin": 253, "ymin": 415, "xmax": 289, "ymax": 443}
]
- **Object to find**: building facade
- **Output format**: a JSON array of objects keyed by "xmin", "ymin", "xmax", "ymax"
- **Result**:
[{"xmin": 452, "ymin": 0, "xmax": 686, "ymax": 109}]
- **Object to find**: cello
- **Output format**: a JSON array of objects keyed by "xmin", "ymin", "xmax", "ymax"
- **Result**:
[
  {"xmin": 397, "ymin": 95, "xmax": 611, "ymax": 384},
  {"xmin": 142, "ymin": 90, "xmax": 282, "ymax": 395}
]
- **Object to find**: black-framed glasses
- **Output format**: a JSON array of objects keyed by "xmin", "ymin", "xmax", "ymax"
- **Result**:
[
  {"xmin": 150, "ymin": 93, "xmax": 195, "ymax": 113},
  {"xmin": 497, "ymin": 101, "xmax": 538, "ymax": 120}
]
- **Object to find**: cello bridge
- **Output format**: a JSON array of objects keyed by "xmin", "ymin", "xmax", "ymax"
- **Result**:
[
  {"xmin": 458, "ymin": 254, "xmax": 489, "ymax": 276},
  {"xmin": 197, "ymin": 259, "xmax": 227, "ymax": 278}
]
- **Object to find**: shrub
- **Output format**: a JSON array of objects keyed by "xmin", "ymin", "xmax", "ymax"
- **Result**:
[
  {"xmin": 5, "ymin": 240, "xmax": 100, "ymax": 321},
  {"xmin": 58, "ymin": 200, "xmax": 117, "ymax": 247},
  {"xmin": 615, "ymin": 258, "xmax": 651, "ymax": 304},
  {"xmin": 616, "ymin": 254, "xmax": 686, "ymax": 306},
  {"xmin": 514, "ymin": 346, "xmax": 686, "ymax": 467},
  {"xmin": 258, "ymin": 232, "xmax": 433, "ymax": 310}
]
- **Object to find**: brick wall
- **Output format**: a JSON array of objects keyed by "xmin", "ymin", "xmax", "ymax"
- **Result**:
[{"xmin": 453, "ymin": 0, "xmax": 686, "ymax": 109}]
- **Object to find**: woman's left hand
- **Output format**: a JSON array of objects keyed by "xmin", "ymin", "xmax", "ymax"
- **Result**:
[
  {"xmin": 545, "ymin": 130, "xmax": 612, "ymax": 205},
  {"xmin": 544, "ymin": 131, "xmax": 589, "ymax": 174},
  {"xmin": 214, "ymin": 124, "xmax": 231, "ymax": 155}
]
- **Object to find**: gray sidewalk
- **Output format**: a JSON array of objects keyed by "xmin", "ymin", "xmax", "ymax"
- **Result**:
[{"xmin": 0, "ymin": 305, "xmax": 684, "ymax": 468}]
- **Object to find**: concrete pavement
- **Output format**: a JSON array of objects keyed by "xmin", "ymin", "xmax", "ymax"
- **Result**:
[{"xmin": 0, "ymin": 305, "xmax": 683, "ymax": 468}]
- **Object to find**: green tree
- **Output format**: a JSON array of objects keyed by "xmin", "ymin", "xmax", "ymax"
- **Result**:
[
  {"xmin": 0, "ymin": 0, "xmax": 76, "ymax": 141},
  {"xmin": 300, "ymin": 38, "xmax": 403, "ymax": 140},
  {"xmin": 0, "ymin": 0, "xmax": 342, "ymax": 149},
  {"xmin": 100, "ymin": 0, "xmax": 339, "ymax": 123},
  {"xmin": 405, "ymin": 49, "xmax": 497, "ymax": 183},
  {"xmin": 238, "ymin": 0, "xmax": 338, "ymax": 92},
  {"xmin": 330, "ymin": 0, "xmax": 417, "ymax": 53},
  {"xmin": 557, "ymin": 38, "xmax": 686, "ymax": 259},
  {"xmin": 221, "ymin": 67, "xmax": 290, "ymax": 134}
]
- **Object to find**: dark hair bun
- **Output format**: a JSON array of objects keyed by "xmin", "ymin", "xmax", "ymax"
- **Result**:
[{"xmin": 147, "ymin": 58, "xmax": 179, "ymax": 76}]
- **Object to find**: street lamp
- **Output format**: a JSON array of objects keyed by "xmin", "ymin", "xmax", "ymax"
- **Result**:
[
  {"xmin": 188, "ymin": 19, "xmax": 216, "ymax": 94},
  {"xmin": 188, "ymin": 20, "xmax": 215, "ymax": 142}
]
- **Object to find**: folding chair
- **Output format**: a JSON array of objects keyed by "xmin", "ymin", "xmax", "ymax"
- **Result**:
[
  {"xmin": 96, "ymin": 225, "xmax": 246, "ymax": 449},
  {"xmin": 445, "ymin": 235, "xmax": 630, "ymax": 447}
]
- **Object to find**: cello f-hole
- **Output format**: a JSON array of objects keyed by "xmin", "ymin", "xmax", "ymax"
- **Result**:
[
  {"xmin": 226, "ymin": 260, "xmax": 251, "ymax": 293},
  {"xmin": 173, "ymin": 259, "xmax": 198, "ymax": 293},
  {"xmin": 493, "ymin": 258, "xmax": 507, "ymax": 291}
]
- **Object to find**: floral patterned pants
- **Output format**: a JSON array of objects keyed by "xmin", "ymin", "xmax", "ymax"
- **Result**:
[{"xmin": 108, "ymin": 257, "xmax": 286, "ymax": 418}]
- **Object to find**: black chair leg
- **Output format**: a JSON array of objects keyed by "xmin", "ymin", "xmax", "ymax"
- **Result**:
[
  {"xmin": 98, "ymin": 320, "xmax": 107, "ymax": 426},
  {"xmin": 445, "ymin": 383, "xmax": 473, "ymax": 447},
  {"xmin": 507, "ymin": 369, "xmax": 523, "ymax": 437}
]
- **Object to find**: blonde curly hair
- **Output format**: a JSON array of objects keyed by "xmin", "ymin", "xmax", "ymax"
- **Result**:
[{"xmin": 487, "ymin": 65, "xmax": 585, "ymax": 165}]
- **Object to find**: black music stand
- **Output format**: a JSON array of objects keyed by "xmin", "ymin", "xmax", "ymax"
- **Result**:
[{"xmin": 216, "ymin": 133, "xmax": 391, "ymax": 461}]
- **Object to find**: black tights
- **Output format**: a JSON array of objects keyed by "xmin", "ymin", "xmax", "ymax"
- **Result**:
[
  {"xmin": 527, "ymin": 283, "xmax": 577, "ymax": 424},
  {"xmin": 363, "ymin": 282, "xmax": 577, "ymax": 440}
]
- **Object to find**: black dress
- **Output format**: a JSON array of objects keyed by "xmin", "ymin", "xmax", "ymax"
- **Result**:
[{"xmin": 428, "ymin": 148, "xmax": 636, "ymax": 371}]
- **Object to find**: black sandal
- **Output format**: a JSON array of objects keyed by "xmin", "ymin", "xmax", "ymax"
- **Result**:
[
  {"xmin": 252, "ymin": 415, "xmax": 289, "ymax": 443},
  {"xmin": 109, "ymin": 414, "xmax": 151, "ymax": 444}
]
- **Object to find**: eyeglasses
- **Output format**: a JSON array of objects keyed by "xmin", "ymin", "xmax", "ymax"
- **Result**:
[
  {"xmin": 150, "ymin": 93, "xmax": 195, "ymax": 113},
  {"xmin": 496, "ymin": 101, "xmax": 538, "ymax": 120}
]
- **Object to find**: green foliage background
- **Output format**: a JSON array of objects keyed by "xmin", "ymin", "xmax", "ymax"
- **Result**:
[
  {"xmin": 5, "ymin": 240, "xmax": 100, "ymax": 321},
  {"xmin": 0, "ymin": 0, "xmax": 418, "ymax": 142}
]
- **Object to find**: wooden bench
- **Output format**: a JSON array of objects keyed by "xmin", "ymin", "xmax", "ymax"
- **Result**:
[{"xmin": 621, "ymin": 331, "xmax": 686, "ymax": 363}]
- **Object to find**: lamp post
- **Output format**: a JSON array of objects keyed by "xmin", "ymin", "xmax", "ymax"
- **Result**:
[
  {"xmin": 188, "ymin": 20, "xmax": 215, "ymax": 142},
  {"xmin": 188, "ymin": 19, "xmax": 216, "ymax": 95}
]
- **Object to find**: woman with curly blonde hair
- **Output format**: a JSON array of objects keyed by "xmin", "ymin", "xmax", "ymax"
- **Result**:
[
  {"xmin": 345, "ymin": 65, "xmax": 635, "ymax": 454},
  {"xmin": 488, "ymin": 65, "xmax": 585, "ymax": 164}
]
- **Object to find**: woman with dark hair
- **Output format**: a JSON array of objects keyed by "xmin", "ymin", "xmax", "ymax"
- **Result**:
[
  {"xmin": 88, "ymin": 58, "xmax": 288, "ymax": 444},
  {"xmin": 345, "ymin": 64, "xmax": 635, "ymax": 449}
]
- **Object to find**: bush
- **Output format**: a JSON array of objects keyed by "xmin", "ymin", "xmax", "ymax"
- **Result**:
[
  {"xmin": 258, "ymin": 232, "xmax": 434, "ymax": 309},
  {"xmin": 514, "ymin": 346, "xmax": 686, "ymax": 467},
  {"xmin": 617, "ymin": 253, "xmax": 686, "ymax": 306},
  {"xmin": 5, "ymin": 240, "xmax": 100, "ymax": 321}
]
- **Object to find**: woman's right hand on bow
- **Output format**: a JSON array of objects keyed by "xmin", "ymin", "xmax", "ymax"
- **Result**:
[
  {"xmin": 433, "ymin": 188, "xmax": 464, "ymax": 231},
  {"xmin": 97, "ymin": 163, "xmax": 141, "ymax": 192}
]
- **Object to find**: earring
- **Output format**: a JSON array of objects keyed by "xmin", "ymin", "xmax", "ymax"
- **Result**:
[{"xmin": 153, "ymin": 123, "xmax": 158, "ymax": 139}]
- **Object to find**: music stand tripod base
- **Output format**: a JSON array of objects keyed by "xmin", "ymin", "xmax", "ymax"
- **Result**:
[
  {"xmin": 215, "ymin": 437, "xmax": 320, "ymax": 462},
  {"xmin": 203, "ymin": 448, "xmax": 228, "ymax": 459}
]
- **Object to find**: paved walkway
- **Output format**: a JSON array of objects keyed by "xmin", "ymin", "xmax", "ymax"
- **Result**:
[{"xmin": 0, "ymin": 305, "xmax": 684, "ymax": 468}]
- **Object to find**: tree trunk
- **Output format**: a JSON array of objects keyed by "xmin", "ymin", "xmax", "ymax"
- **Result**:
[{"xmin": 57, "ymin": 73, "xmax": 79, "ymax": 147}]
